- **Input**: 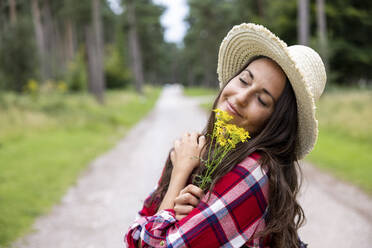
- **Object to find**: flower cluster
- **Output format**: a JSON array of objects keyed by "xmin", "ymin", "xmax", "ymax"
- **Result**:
[
  {"xmin": 214, "ymin": 109, "xmax": 250, "ymax": 148},
  {"xmin": 23, "ymin": 79, "xmax": 68, "ymax": 94},
  {"xmin": 194, "ymin": 108, "xmax": 250, "ymax": 190}
]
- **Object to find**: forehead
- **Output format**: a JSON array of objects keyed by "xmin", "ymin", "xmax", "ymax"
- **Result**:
[{"xmin": 244, "ymin": 58, "xmax": 286, "ymax": 99}]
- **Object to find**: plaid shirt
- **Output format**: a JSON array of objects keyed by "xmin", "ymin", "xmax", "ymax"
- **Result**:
[{"xmin": 125, "ymin": 152, "xmax": 273, "ymax": 247}]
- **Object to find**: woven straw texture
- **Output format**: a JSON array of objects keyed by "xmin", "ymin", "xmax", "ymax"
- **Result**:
[{"xmin": 217, "ymin": 23, "xmax": 326, "ymax": 160}]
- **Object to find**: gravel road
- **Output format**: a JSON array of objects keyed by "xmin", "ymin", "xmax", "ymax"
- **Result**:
[{"xmin": 12, "ymin": 84, "xmax": 372, "ymax": 248}]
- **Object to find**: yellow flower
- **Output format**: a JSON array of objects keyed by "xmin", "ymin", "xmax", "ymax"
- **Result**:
[
  {"xmin": 26, "ymin": 79, "xmax": 38, "ymax": 93},
  {"xmin": 228, "ymin": 139, "xmax": 236, "ymax": 148},
  {"xmin": 212, "ymin": 109, "xmax": 250, "ymax": 148},
  {"xmin": 57, "ymin": 81, "xmax": 68, "ymax": 93},
  {"xmin": 213, "ymin": 108, "xmax": 233, "ymax": 122},
  {"xmin": 218, "ymin": 139, "xmax": 227, "ymax": 147},
  {"xmin": 195, "ymin": 108, "xmax": 251, "ymax": 190}
]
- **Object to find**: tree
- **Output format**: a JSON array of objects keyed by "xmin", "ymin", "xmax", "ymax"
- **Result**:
[
  {"xmin": 298, "ymin": 0, "xmax": 309, "ymax": 45},
  {"xmin": 316, "ymin": 0, "xmax": 328, "ymax": 72},
  {"xmin": 31, "ymin": 0, "xmax": 47, "ymax": 81},
  {"xmin": 8, "ymin": 0, "xmax": 16, "ymax": 24},
  {"xmin": 0, "ymin": 17, "xmax": 37, "ymax": 91},
  {"xmin": 85, "ymin": 0, "xmax": 105, "ymax": 103},
  {"xmin": 126, "ymin": 0, "xmax": 144, "ymax": 95},
  {"xmin": 182, "ymin": 0, "xmax": 235, "ymax": 87},
  {"xmin": 325, "ymin": 0, "xmax": 372, "ymax": 84}
]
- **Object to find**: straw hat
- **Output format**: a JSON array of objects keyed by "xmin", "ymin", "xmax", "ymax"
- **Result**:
[{"xmin": 217, "ymin": 23, "xmax": 327, "ymax": 160}]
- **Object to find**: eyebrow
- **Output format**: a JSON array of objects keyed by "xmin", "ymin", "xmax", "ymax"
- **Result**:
[{"xmin": 244, "ymin": 69, "xmax": 276, "ymax": 103}]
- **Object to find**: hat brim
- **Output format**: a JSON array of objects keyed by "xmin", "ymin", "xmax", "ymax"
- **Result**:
[{"xmin": 217, "ymin": 23, "xmax": 317, "ymax": 160}]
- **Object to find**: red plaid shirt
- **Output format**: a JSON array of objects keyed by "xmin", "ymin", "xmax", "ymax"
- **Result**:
[{"xmin": 124, "ymin": 152, "xmax": 271, "ymax": 247}]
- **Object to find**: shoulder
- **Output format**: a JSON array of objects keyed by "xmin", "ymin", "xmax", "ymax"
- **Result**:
[
  {"xmin": 210, "ymin": 151, "xmax": 269, "ymax": 204},
  {"xmin": 237, "ymin": 151, "xmax": 264, "ymax": 171},
  {"xmin": 236, "ymin": 151, "xmax": 269, "ymax": 180}
]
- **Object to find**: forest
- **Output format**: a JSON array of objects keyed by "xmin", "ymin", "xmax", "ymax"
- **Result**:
[{"xmin": 0, "ymin": 0, "xmax": 371, "ymax": 103}]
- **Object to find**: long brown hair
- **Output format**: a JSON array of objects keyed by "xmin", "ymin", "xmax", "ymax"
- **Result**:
[{"xmin": 148, "ymin": 56, "xmax": 305, "ymax": 247}]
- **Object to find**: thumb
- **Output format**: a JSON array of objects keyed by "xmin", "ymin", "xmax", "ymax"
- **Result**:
[
  {"xmin": 198, "ymin": 135, "xmax": 206, "ymax": 146},
  {"xmin": 170, "ymin": 150, "xmax": 175, "ymax": 163}
]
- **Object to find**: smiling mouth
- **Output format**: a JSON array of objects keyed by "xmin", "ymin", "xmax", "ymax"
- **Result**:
[{"xmin": 226, "ymin": 101, "xmax": 242, "ymax": 118}]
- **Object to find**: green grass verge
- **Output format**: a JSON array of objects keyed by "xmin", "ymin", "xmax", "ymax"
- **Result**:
[
  {"xmin": 306, "ymin": 88, "xmax": 372, "ymax": 194},
  {"xmin": 182, "ymin": 86, "xmax": 218, "ymax": 97},
  {"xmin": 307, "ymin": 127, "xmax": 372, "ymax": 193},
  {"xmin": 183, "ymin": 86, "xmax": 218, "ymax": 112},
  {"xmin": 0, "ymin": 85, "xmax": 161, "ymax": 246},
  {"xmin": 185, "ymin": 86, "xmax": 372, "ymax": 195}
]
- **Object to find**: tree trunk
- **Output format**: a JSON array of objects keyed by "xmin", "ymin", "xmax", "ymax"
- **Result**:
[
  {"xmin": 8, "ymin": 0, "xmax": 16, "ymax": 24},
  {"xmin": 127, "ymin": 0, "xmax": 144, "ymax": 95},
  {"xmin": 64, "ymin": 18, "xmax": 75, "ymax": 62},
  {"xmin": 85, "ymin": 26, "xmax": 96, "ymax": 94},
  {"xmin": 92, "ymin": 0, "xmax": 105, "ymax": 103},
  {"xmin": 41, "ymin": 0, "xmax": 56, "ymax": 79},
  {"xmin": 31, "ymin": 0, "xmax": 48, "ymax": 81},
  {"xmin": 85, "ymin": 0, "xmax": 105, "ymax": 104},
  {"xmin": 298, "ymin": 0, "xmax": 309, "ymax": 45},
  {"xmin": 316, "ymin": 0, "xmax": 328, "ymax": 72},
  {"xmin": 256, "ymin": 0, "xmax": 264, "ymax": 19}
]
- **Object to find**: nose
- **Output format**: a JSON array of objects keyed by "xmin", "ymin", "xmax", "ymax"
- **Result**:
[{"xmin": 235, "ymin": 85, "xmax": 256, "ymax": 107}]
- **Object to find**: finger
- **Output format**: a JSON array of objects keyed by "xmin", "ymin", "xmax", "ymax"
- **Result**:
[
  {"xmin": 198, "ymin": 136, "xmax": 207, "ymax": 156},
  {"xmin": 174, "ymin": 204, "xmax": 194, "ymax": 215},
  {"xmin": 170, "ymin": 150, "xmax": 175, "ymax": 162},
  {"xmin": 174, "ymin": 192, "xmax": 199, "ymax": 206},
  {"xmin": 198, "ymin": 135, "xmax": 206, "ymax": 146},
  {"xmin": 183, "ymin": 184, "xmax": 204, "ymax": 200},
  {"xmin": 180, "ymin": 184, "xmax": 203, "ymax": 197},
  {"xmin": 175, "ymin": 214, "xmax": 187, "ymax": 221},
  {"xmin": 183, "ymin": 132, "xmax": 190, "ymax": 139},
  {"xmin": 175, "ymin": 192, "xmax": 199, "ymax": 206},
  {"xmin": 180, "ymin": 184, "xmax": 195, "ymax": 195},
  {"xmin": 190, "ymin": 132, "xmax": 198, "ymax": 142}
]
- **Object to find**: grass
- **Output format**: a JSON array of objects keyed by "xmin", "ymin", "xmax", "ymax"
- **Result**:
[
  {"xmin": 306, "ymin": 87, "xmax": 372, "ymax": 193},
  {"xmin": 184, "ymin": 85, "xmax": 372, "ymax": 195},
  {"xmin": 182, "ymin": 86, "xmax": 219, "ymax": 97},
  {"xmin": 0, "ymin": 85, "xmax": 161, "ymax": 247},
  {"xmin": 183, "ymin": 86, "xmax": 218, "ymax": 112}
]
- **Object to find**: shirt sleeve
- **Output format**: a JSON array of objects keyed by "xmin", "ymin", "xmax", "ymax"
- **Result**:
[
  {"xmin": 124, "ymin": 186, "xmax": 161, "ymax": 247},
  {"xmin": 124, "ymin": 153, "xmax": 270, "ymax": 248},
  {"xmin": 124, "ymin": 162, "xmax": 167, "ymax": 247}
]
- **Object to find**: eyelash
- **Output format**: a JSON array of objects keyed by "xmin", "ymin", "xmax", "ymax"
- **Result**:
[{"xmin": 239, "ymin": 77, "xmax": 267, "ymax": 107}]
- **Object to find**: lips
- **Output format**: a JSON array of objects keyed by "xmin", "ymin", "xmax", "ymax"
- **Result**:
[{"xmin": 226, "ymin": 100, "xmax": 242, "ymax": 118}]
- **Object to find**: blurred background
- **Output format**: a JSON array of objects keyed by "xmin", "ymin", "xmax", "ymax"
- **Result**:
[{"xmin": 0, "ymin": 0, "xmax": 371, "ymax": 246}]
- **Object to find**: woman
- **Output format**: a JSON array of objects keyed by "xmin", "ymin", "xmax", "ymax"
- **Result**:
[{"xmin": 125, "ymin": 23, "xmax": 326, "ymax": 247}]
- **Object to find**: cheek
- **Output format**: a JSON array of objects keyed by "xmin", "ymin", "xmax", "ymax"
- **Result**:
[
  {"xmin": 221, "ymin": 82, "xmax": 237, "ymax": 97},
  {"xmin": 243, "ymin": 108, "xmax": 272, "ymax": 133},
  {"xmin": 217, "ymin": 88, "xmax": 232, "ymax": 106},
  {"xmin": 220, "ymin": 90, "xmax": 229, "ymax": 101}
]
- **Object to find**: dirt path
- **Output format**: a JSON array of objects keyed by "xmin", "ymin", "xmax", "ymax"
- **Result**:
[
  {"xmin": 13, "ymin": 85, "xmax": 372, "ymax": 248},
  {"xmin": 298, "ymin": 162, "xmax": 372, "ymax": 247}
]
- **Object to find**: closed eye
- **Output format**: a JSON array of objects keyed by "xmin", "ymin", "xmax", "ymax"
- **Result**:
[
  {"xmin": 240, "ymin": 77, "xmax": 267, "ymax": 106},
  {"xmin": 239, "ymin": 77, "xmax": 248, "ymax": 85},
  {"xmin": 258, "ymin": 96, "xmax": 267, "ymax": 106}
]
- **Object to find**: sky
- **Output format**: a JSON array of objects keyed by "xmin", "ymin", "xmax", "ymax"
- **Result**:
[
  {"xmin": 107, "ymin": 0, "xmax": 189, "ymax": 44},
  {"xmin": 152, "ymin": 0, "xmax": 189, "ymax": 44}
]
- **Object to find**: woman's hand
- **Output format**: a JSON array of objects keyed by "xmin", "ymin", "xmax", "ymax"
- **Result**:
[
  {"xmin": 157, "ymin": 132, "xmax": 206, "ymax": 212},
  {"xmin": 174, "ymin": 184, "xmax": 204, "ymax": 221},
  {"xmin": 170, "ymin": 131, "xmax": 206, "ymax": 177}
]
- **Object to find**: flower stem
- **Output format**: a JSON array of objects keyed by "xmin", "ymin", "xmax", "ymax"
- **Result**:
[
  {"xmin": 205, "ymin": 145, "xmax": 231, "ymax": 180},
  {"xmin": 199, "ymin": 143, "xmax": 232, "ymax": 190}
]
